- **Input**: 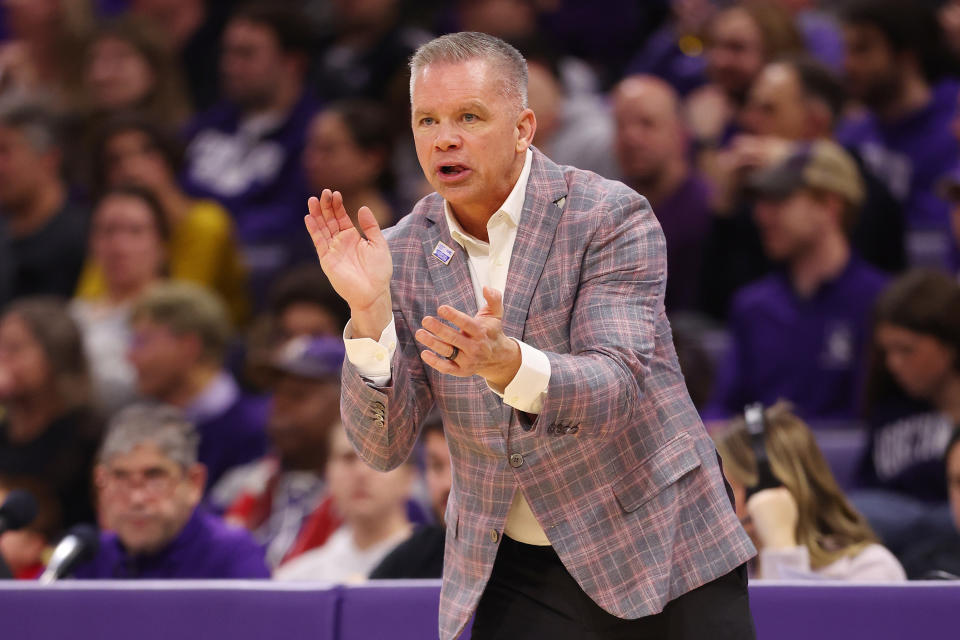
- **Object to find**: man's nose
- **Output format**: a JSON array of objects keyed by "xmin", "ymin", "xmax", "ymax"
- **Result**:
[{"xmin": 434, "ymin": 123, "xmax": 461, "ymax": 151}]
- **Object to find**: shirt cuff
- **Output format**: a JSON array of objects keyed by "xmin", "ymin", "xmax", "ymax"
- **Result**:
[
  {"xmin": 487, "ymin": 338, "xmax": 550, "ymax": 414},
  {"xmin": 343, "ymin": 317, "xmax": 397, "ymax": 386}
]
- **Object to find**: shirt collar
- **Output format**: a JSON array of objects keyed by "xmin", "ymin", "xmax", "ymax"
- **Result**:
[
  {"xmin": 120, "ymin": 506, "xmax": 205, "ymax": 572},
  {"xmin": 183, "ymin": 372, "xmax": 239, "ymax": 423},
  {"xmin": 444, "ymin": 148, "xmax": 532, "ymax": 248}
]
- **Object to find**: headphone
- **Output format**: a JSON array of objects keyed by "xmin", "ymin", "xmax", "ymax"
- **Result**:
[{"xmin": 743, "ymin": 403, "xmax": 783, "ymax": 499}]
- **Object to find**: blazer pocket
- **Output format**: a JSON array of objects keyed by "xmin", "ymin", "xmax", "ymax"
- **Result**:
[{"xmin": 611, "ymin": 432, "xmax": 702, "ymax": 513}]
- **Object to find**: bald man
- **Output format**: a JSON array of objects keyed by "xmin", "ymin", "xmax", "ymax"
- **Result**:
[{"xmin": 612, "ymin": 75, "xmax": 712, "ymax": 312}]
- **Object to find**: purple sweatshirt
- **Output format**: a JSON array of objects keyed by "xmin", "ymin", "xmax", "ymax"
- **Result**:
[
  {"xmin": 180, "ymin": 90, "xmax": 320, "ymax": 245},
  {"xmin": 705, "ymin": 256, "xmax": 888, "ymax": 422},
  {"xmin": 836, "ymin": 80, "xmax": 960, "ymax": 269},
  {"xmin": 73, "ymin": 508, "xmax": 270, "ymax": 579}
]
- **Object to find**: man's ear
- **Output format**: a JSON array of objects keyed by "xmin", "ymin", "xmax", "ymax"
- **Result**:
[
  {"xmin": 186, "ymin": 463, "xmax": 207, "ymax": 502},
  {"xmin": 516, "ymin": 107, "xmax": 537, "ymax": 152}
]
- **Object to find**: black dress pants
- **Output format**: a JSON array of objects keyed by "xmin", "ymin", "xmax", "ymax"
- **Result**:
[{"xmin": 471, "ymin": 536, "xmax": 755, "ymax": 640}]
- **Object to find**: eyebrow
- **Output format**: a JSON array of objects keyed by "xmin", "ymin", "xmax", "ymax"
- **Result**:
[{"xmin": 413, "ymin": 100, "xmax": 490, "ymax": 117}]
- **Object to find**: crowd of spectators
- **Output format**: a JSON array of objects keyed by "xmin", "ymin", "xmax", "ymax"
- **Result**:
[{"xmin": 1, "ymin": 0, "xmax": 959, "ymax": 588}]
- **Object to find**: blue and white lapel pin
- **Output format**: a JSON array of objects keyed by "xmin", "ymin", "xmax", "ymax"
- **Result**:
[{"xmin": 432, "ymin": 241, "xmax": 455, "ymax": 265}]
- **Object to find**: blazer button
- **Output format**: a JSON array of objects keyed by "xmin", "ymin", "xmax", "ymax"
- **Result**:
[
  {"xmin": 490, "ymin": 529, "xmax": 500, "ymax": 543},
  {"xmin": 509, "ymin": 453, "xmax": 524, "ymax": 468}
]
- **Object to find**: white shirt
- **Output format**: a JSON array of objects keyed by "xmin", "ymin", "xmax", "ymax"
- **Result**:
[
  {"xmin": 343, "ymin": 149, "xmax": 552, "ymax": 545},
  {"xmin": 273, "ymin": 525, "xmax": 411, "ymax": 582},
  {"xmin": 757, "ymin": 543, "xmax": 907, "ymax": 582}
]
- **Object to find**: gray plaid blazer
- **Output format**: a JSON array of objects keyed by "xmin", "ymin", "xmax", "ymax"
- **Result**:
[{"xmin": 341, "ymin": 149, "xmax": 756, "ymax": 640}]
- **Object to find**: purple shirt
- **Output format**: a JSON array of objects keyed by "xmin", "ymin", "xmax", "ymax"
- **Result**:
[
  {"xmin": 180, "ymin": 90, "xmax": 320, "ymax": 245},
  {"xmin": 651, "ymin": 171, "xmax": 712, "ymax": 312},
  {"xmin": 190, "ymin": 381, "xmax": 269, "ymax": 493},
  {"xmin": 836, "ymin": 80, "xmax": 960, "ymax": 269},
  {"xmin": 74, "ymin": 508, "xmax": 270, "ymax": 579},
  {"xmin": 705, "ymin": 255, "xmax": 888, "ymax": 421}
]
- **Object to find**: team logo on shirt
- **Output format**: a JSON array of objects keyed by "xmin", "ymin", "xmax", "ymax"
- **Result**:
[{"xmin": 433, "ymin": 241, "xmax": 455, "ymax": 265}]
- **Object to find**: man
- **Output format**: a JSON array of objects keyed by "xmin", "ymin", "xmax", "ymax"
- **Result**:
[
  {"xmin": 0, "ymin": 97, "xmax": 87, "ymax": 307},
  {"xmin": 128, "ymin": 282, "xmax": 267, "ymax": 491},
  {"xmin": 371, "ymin": 411, "xmax": 451, "ymax": 579},
  {"xmin": 219, "ymin": 335, "xmax": 345, "ymax": 569},
  {"xmin": 700, "ymin": 56, "xmax": 905, "ymax": 319},
  {"xmin": 306, "ymin": 32, "xmax": 755, "ymax": 640},
  {"xmin": 74, "ymin": 404, "xmax": 270, "ymax": 579},
  {"xmin": 274, "ymin": 422, "xmax": 415, "ymax": 582},
  {"xmin": 705, "ymin": 140, "xmax": 888, "ymax": 422},
  {"xmin": 838, "ymin": 0, "xmax": 959, "ymax": 270},
  {"xmin": 181, "ymin": 3, "xmax": 319, "ymax": 281},
  {"xmin": 612, "ymin": 74, "xmax": 711, "ymax": 313}
]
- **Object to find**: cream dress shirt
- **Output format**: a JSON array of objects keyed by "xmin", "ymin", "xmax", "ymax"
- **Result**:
[{"xmin": 343, "ymin": 149, "xmax": 553, "ymax": 545}]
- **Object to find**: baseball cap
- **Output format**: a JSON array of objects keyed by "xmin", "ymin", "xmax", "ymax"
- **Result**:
[
  {"xmin": 747, "ymin": 140, "xmax": 865, "ymax": 207},
  {"xmin": 270, "ymin": 335, "xmax": 345, "ymax": 380}
]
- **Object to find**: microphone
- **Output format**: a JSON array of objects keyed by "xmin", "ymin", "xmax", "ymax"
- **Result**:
[
  {"xmin": 39, "ymin": 524, "xmax": 100, "ymax": 583},
  {"xmin": 0, "ymin": 490, "xmax": 38, "ymax": 535}
]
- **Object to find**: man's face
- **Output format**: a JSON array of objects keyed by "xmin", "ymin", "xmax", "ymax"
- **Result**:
[
  {"xmin": 96, "ymin": 443, "xmax": 204, "ymax": 555},
  {"xmin": 220, "ymin": 19, "xmax": 285, "ymax": 109},
  {"xmin": 842, "ymin": 24, "xmax": 901, "ymax": 110},
  {"xmin": 423, "ymin": 430, "xmax": 451, "ymax": 523},
  {"xmin": 326, "ymin": 427, "xmax": 412, "ymax": 525},
  {"xmin": 411, "ymin": 58, "xmax": 535, "ymax": 221},
  {"xmin": 267, "ymin": 374, "xmax": 341, "ymax": 470},
  {"xmin": 613, "ymin": 81, "xmax": 684, "ymax": 184},
  {"xmin": 707, "ymin": 8, "xmax": 766, "ymax": 100},
  {"xmin": 752, "ymin": 190, "xmax": 826, "ymax": 261},
  {"xmin": 743, "ymin": 64, "xmax": 808, "ymax": 139},
  {"xmin": 128, "ymin": 318, "xmax": 196, "ymax": 402},
  {"xmin": 948, "ymin": 443, "xmax": 960, "ymax": 532},
  {"xmin": 0, "ymin": 125, "xmax": 50, "ymax": 209}
]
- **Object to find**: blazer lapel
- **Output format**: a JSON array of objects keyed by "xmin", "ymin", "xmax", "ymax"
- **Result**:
[
  {"xmin": 420, "ymin": 198, "xmax": 504, "ymax": 421},
  {"xmin": 501, "ymin": 149, "xmax": 569, "ymax": 342},
  {"xmin": 421, "ymin": 199, "xmax": 477, "ymax": 319}
]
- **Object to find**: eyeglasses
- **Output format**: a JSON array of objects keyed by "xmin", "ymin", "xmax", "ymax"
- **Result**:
[{"xmin": 98, "ymin": 467, "xmax": 182, "ymax": 500}]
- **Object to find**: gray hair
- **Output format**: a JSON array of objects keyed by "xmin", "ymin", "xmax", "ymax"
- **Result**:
[
  {"xmin": 0, "ymin": 95, "xmax": 60, "ymax": 153},
  {"xmin": 409, "ymin": 31, "xmax": 528, "ymax": 110},
  {"xmin": 98, "ymin": 404, "xmax": 199, "ymax": 468}
]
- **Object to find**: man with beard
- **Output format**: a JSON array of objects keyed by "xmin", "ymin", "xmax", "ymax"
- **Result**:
[
  {"xmin": 180, "ymin": 3, "xmax": 319, "ymax": 285},
  {"xmin": 705, "ymin": 140, "xmax": 888, "ymax": 421},
  {"xmin": 837, "ymin": 0, "xmax": 960, "ymax": 271}
]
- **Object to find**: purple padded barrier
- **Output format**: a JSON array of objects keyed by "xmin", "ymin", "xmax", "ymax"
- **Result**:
[
  {"xmin": 341, "ymin": 581, "xmax": 960, "ymax": 640},
  {"xmin": 338, "ymin": 580, "xmax": 470, "ymax": 640},
  {"xmin": 750, "ymin": 582, "xmax": 960, "ymax": 640},
  {"xmin": 0, "ymin": 581, "xmax": 338, "ymax": 640}
]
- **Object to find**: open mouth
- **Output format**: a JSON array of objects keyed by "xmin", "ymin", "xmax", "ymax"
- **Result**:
[{"xmin": 437, "ymin": 164, "xmax": 470, "ymax": 180}]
